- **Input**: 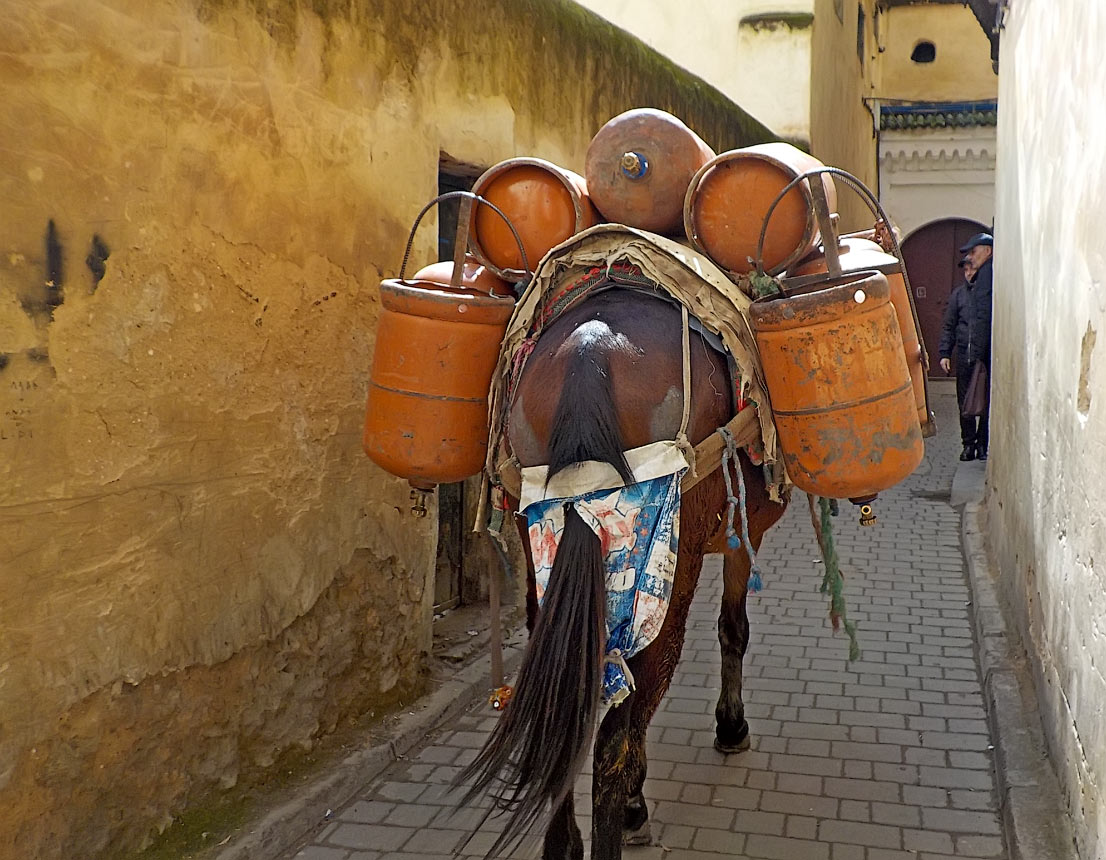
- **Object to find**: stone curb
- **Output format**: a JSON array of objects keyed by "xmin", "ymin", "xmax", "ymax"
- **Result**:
[
  {"xmin": 959, "ymin": 499, "xmax": 1074, "ymax": 860},
  {"xmin": 215, "ymin": 637, "xmax": 526, "ymax": 860}
]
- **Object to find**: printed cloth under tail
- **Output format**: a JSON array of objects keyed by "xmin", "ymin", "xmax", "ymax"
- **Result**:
[{"xmin": 520, "ymin": 440, "xmax": 689, "ymax": 706}]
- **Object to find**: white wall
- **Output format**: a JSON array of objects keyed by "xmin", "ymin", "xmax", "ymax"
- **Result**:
[
  {"xmin": 574, "ymin": 0, "xmax": 813, "ymax": 142},
  {"xmin": 989, "ymin": 2, "xmax": 1106, "ymax": 857}
]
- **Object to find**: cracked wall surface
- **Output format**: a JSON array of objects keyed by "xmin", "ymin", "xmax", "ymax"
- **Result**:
[
  {"xmin": 0, "ymin": 1, "xmax": 772, "ymax": 856},
  {"xmin": 988, "ymin": 2, "xmax": 1106, "ymax": 857}
]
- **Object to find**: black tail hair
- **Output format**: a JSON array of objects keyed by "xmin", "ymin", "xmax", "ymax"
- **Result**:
[
  {"xmin": 458, "ymin": 349, "xmax": 628, "ymax": 852},
  {"xmin": 547, "ymin": 352, "xmax": 634, "ymax": 487}
]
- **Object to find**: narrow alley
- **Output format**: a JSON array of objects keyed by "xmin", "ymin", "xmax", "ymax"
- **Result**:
[{"xmin": 287, "ymin": 380, "xmax": 1005, "ymax": 860}]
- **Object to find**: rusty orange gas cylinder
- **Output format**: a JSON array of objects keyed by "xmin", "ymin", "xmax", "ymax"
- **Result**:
[
  {"xmin": 470, "ymin": 157, "xmax": 598, "ymax": 281},
  {"xmin": 363, "ymin": 276, "xmax": 516, "ymax": 490},
  {"xmin": 750, "ymin": 270, "xmax": 924, "ymax": 499},
  {"xmin": 791, "ymin": 238, "xmax": 932, "ymax": 433},
  {"xmin": 684, "ymin": 142, "xmax": 838, "ymax": 275},
  {"xmin": 585, "ymin": 108, "xmax": 715, "ymax": 234}
]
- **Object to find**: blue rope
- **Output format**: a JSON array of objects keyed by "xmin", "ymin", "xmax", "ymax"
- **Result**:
[{"xmin": 719, "ymin": 427, "xmax": 764, "ymax": 593}]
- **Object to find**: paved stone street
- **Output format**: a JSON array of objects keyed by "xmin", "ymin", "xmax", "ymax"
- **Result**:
[{"xmin": 287, "ymin": 381, "xmax": 1006, "ymax": 860}]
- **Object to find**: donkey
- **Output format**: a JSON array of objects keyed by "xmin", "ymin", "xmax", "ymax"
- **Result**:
[{"xmin": 462, "ymin": 286, "xmax": 787, "ymax": 860}]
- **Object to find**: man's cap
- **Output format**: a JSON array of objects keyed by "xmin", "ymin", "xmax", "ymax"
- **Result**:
[{"xmin": 959, "ymin": 232, "xmax": 994, "ymax": 252}]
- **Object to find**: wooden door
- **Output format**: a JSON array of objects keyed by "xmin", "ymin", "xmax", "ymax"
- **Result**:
[{"xmin": 900, "ymin": 218, "xmax": 988, "ymax": 378}]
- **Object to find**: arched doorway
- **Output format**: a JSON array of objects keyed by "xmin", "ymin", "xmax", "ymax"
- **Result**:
[{"xmin": 901, "ymin": 218, "xmax": 988, "ymax": 378}]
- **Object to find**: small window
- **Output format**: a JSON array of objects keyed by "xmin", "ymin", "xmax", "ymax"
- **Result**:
[
  {"xmin": 857, "ymin": 5, "xmax": 866, "ymax": 64},
  {"xmin": 911, "ymin": 40, "xmax": 937, "ymax": 63}
]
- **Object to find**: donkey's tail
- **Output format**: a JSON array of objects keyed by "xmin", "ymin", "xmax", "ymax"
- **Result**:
[{"xmin": 458, "ymin": 349, "xmax": 630, "ymax": 851}]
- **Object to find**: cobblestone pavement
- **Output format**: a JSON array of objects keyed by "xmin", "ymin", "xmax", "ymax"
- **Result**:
[{"xmin": 288, "ymin": 382, "xmax": 1007, "ymax": 860}]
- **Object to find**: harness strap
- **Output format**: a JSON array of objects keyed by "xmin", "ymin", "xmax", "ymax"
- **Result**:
[
  {"xmin": 679, "ymin": 408, "xmax": 760, "ymax": 492},
  {"xmin": 493, "ymin": 407, "xmax": 759, "ymax": 501},
  {"xmin": 675, "ymin": 303, "xmax": 696, "ymax": 477}
]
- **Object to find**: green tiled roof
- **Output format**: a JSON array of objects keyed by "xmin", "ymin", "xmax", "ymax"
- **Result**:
[{"xmin": 880, "ymin": 101, "xmax": 998, "ymax": 130}]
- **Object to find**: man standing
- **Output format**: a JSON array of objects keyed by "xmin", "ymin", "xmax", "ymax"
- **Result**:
[{"xmin": 938, "ymin": 233, "xmax": 993, "ymax": 461}]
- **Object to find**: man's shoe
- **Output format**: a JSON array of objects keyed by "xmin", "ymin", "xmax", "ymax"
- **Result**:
[
  {"xmin": 960, "ymin": 446, "xmax": 975, "ymax": 461},
  {"xmin": 977, "ymin": 448, "xmax": 988, "ymax": 461}
]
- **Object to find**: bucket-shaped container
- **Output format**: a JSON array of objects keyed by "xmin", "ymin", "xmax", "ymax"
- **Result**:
[
  {"xmin": 585, "ymin": 108, "xmax": 715, "ymax": 234},
  {"xmin": 684, "ymin": 142, "xmax": 837, "ymax": 275},
  {"xmin": 470, "ymin": 157, "xmax": 598, "ymax": 281},
  {"xmin": 363, "ymin": 279, "xmax": 515, "ymax": 487},
  {"xmin": 750, "ymin": 270, "xmax": 924, "ymax": 499},
  {"xmin": 791, "ymin": 238, "xmax": 931, "ymax": 433},
  {"xmin": 363, "ymin": 192, "xmax": 521, "ymax": 491}
]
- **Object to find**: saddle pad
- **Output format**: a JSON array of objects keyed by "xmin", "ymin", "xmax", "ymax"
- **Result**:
[{"xmin": 487, "ymin": 223, "xmax": 789, "ymax": 501}]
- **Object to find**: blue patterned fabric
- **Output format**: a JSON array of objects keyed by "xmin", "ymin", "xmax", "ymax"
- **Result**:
[{"xmin": 523, "ymin": 470, "xmax": 685, "ymax": 706}]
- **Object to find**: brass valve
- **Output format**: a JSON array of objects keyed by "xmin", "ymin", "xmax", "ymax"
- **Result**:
[
  {"xmin": 410, "ymin": 487, "xmax": 430, "ymax": 517},
  {"xmin": 489, "ymin": 685, "xmax": 514, "ymax": 711}
]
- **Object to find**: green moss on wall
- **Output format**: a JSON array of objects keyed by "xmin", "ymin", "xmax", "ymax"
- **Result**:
[
  {"xmin": 739, "ymin": 12, "xmax": 816, "ymax": 30},
  {"xmin": 198, "ymin": 0, "xmax": 778, "ymax": 152}
]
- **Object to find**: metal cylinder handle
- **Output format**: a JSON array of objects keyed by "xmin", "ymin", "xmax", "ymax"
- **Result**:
[
  {"xmin": 397, "ymin": 191, "xmax": 531, "ymax": 294},
  {"xmin": 754, "ymin": 169, "xmax": 839, "ymax": 279}
]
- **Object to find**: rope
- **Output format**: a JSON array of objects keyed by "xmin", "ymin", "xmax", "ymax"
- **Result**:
[
  {"xmin": 719, "ymin": 426, "xmax": 764, "ymax": 593},
  {"xmin": 806, "ymin": 494, "xmax": 860, "ymax": 660},
  {"xmin": 603, "ymin": 648, "xmax": 636, "ymax": 693}
]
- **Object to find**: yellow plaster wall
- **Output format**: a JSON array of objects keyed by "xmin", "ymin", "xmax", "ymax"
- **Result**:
[
  {"xmin": 810, "ymin": 0, "xmax": 879, "ymax": 230},
  {"xmin": 875, "ymin": 5, "xmax": 998, "ymax": 102},
  {"xmin": 0, "ymin": 1, "xmax": 773, "ymax": 856}
]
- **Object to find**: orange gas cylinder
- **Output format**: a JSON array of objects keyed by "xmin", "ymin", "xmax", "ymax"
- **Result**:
[
  {"xmin": 790, "ymin": 238, "xmax": 932, "ymax": 434},
  {"xmin": 750, "ymin": 270, "xmax": 924, "ymax": 500},
  {"xmin": 411, "ymin": 255, "xmax": 514, "ymax": 297},
  {"xmin": 363, "ymin": 277, "xmax": 515, "ymax": 490},
  {"xmin": 684, "ymin": 142, "xmax": 838, "ymax": 275},
  {"xmin": 471, "ymin": 157, "xmax": 598, "ymax": 281},
  {"xmin": 585, "ymin": 108, "xmax": 715, "ymax": 234}
]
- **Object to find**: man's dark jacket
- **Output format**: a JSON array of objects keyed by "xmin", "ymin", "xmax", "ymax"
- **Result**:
[{"xmin": 939, "ymin": 259, "xmax": 992, "ymax": 366}]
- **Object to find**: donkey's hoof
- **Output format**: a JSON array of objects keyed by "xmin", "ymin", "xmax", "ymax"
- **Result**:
[
  {"xmin": 714, "ymin": 720, "xmax": 752, "ymax": 754},
  {"xmin": 714, "ymin": 734, "xmax": 752, "ymax": 754},
  {"xmin": 622, "ymin": 820, "xmax": 653, "ymax": 846}
]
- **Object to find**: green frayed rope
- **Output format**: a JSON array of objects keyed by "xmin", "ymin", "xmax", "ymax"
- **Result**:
[
  {"xmin": 810, "ymin": 495, "xmax": 860, "ymax": 661},
  {"xmin": 738, "ymin": 271, "xmax": 783, "ymax": 298}
]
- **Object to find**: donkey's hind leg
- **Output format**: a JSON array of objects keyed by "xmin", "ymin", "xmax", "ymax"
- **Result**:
[
  {"xmin": 621, "ymin": 735, "xmax": 651, "ymax": 846},
  {"xmin": 591, "ymin": 696, "xmax": 636, "ymax": 859},
  {"xmin": 713, "ymin": 547, "xmax": 754, "ymax": 753},
  {"xmin": 544, "ymin": 794, "xmax": 584, "ymax": 860},
  {"xmin": 595, "ymin": 543, "xmax": 717, "ymax": 859},
  {"xmin": 709, "ymin": 460, "xmax": 788, "ymax": 754}
]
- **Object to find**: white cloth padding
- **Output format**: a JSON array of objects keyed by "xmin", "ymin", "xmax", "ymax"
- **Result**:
[{"xmin": 519, "ymin": 439, "xmax": 689, "ymax": 508}]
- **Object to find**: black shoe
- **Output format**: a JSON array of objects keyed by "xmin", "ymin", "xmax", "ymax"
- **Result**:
[
  {"xmin": 977, "ymin": 448, "xmax": 987, "ymax": 461},
  {"xmin": 960, "ymin": 446, "xmax": 976, "ymax": 461}
]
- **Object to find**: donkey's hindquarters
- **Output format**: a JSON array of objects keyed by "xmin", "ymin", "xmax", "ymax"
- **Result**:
[{"xmin": 461, "ymin": 288, "xmax": 786, "ymax": 860}]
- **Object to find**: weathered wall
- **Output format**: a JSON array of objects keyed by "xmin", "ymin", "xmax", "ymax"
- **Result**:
[
  {"xmin": 0, "ymin": 1, "xmax": 772, "ymax": 857},
  {"xmin": 810, "ymin": 0, "xmax": 878, "ymax": 230},
  {"xmin": 988, "ymin": 1, "xmax": 1106, "ymax": 857},
  {"xmin": 873, "ymin": 5, "xmax": 997, "ymax": 239},
  {"xmin": 812, "ymin": 1, "xmax": 998, "ymax": 233},
  {"xmin": 875, "ymin": 4, "xmax": 997, "ymax": 102},
  {"xmin": 574, "ymin": 0, "xmax": 814, "ymax": 143}
]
